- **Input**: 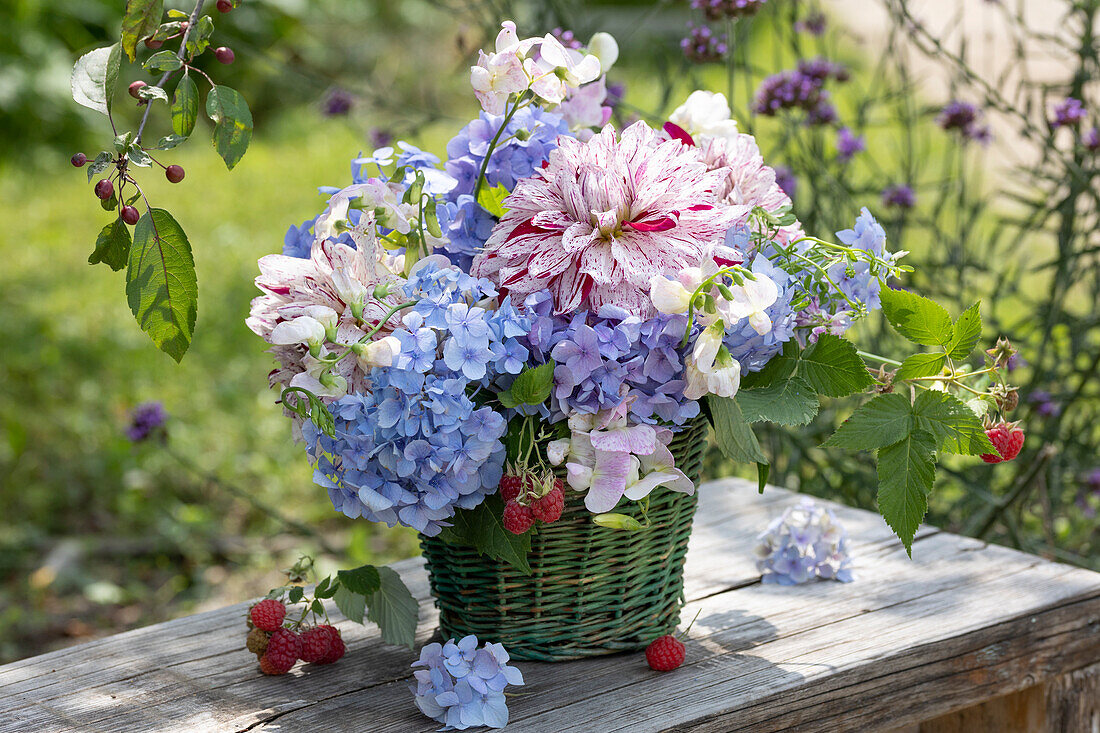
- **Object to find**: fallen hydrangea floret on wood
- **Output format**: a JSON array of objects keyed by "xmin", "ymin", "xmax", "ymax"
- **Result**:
[
  {"xmin": 754, "ymin": 498, "xmax": 854, "ymax": 585},
  {"xmin": 411, "ymin": 635, "xmax": 525, "ymax": 730}
]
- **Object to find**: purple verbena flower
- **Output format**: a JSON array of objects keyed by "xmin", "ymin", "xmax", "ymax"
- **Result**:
[
  {"xmin": 937, "ymin": 100, "xmax": 992, "ymax": 144},
  {"xmin": 773, "ymin": 165, "xmax": 797, "ymax": 198},
  {"xmin": 881, "ymin": 183, "xmax": 916, "ymax": 209},
  {"xmin": 681, "ymin": 23, "xmax": 727, "ymax": 63},
  {"xmin": 836, "ymin": 127, "xmax": 866, "ymax": 162},
  {"xmin": 322, "ymin": 88, "xmax": 354, "ymax": 117},
  {"xmin": 795, "ymin": 12, "xmax": 827, "ymax": 35},
  {"xmin": 126, "ymin": 402, "xmax": 168, "ymax": 442},
  {"xmin": 1051, "ymin": 97, "xmax": 1087, "ymax": 128},
  {"xmin": 551, "ymin": 27, "xmax": 583, "ymax": 50},
  {"xmin": 1083, "ymin": 126, "xmax": 1100, "ymax": 151},
  {"xmin": 692, "ymin": 0, "xmax": 768, "ymax": 20}
]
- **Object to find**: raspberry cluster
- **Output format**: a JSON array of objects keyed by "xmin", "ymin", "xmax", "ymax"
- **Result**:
[
  {"xmin": 500, "ymin": 471, "xmax": 566, "ymax": 535},
  {"xmin": 246, "ymin": 598, "xmax": 346, "ymax": 675},
  {"xmin": 981, "ymin": 422, "xmax": 1025, "ymax": 464}
]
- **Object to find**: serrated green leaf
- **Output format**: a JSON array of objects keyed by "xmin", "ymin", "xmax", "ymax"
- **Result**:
[
  {"xmin": 171, "ymin": 74, "xmax": 198, "ymax": 137},
  {"xmin": 365, "ymin": 566, "xmax": 418, "ymax": 649},
  {"xmin": 121, "ymin": 0, "xmax": 164, "ymax": 61},
  {"xmin": 311, "ymin": 599, "xmax": 324, "ymax": 615},
  {"xmin": 71, "ymin": 44, "xmax": 120, "ymax": 116},
  {"xmin": 337, "ymin": 564, "xmax": 381, "ymax": 596},
  {"xmin": 740, "ymin": 340, "xmax": 799, "ymax": 390},
  {"xmin": 880, "ymin": 287, "xmax": 954, "ymax": 347},
  {"xmin": 912, "ymin": 391, "xmax": 996, "ymax": 456},
  {"xmin": 333, "ymin": 584, "xmax": 365, "ymax": 624},
  {"xmin": 437, "ymin": 496, "xmax": 534, "ymax": 575},
  {"xmin": 896, "ymin": 352, "xmax": 947, "ymax": 380},
  {"xmin": 206, "ymin": 85, "xmax": 253, "ymax": 170},
  {"xmin": 707, "ymin": 395, "xmax": 768, "ymax": 464},
  {"xmin": 877, "ymin": 429, "xmax": 937, "ymax": 556},
  {"xmin": 508, "ymin": 361, "xmax": 555, "ymax": 406},
  {"xmin": 824, "ymin": 393, "xmax": 915, "ymax": 451},
  {"xmin": 799, "ymin": 334, "xmax": 874, "ymax": 397},
  {"xmin": 737, "ymin": 376, "xmax": 819, "ymax": 426},
  {"xmin": 143, "ymin": 50, "xmax": 181, "ymax": 72},
  {"xmin": 126, "ymin": 209, "xmax": 197, "ymax": 362},
  {"xmin": 476, "ymin": 183, "xmax": 511, "ymax": 218},
  {"xmin": 89, "ymin": 218, "xmax": 132, "ymax": 271},
  {"xmin": 947, "ymin": 301, "xmax": 982, "ymax": 360},
  {"xmin": 287, "ymin": 586, "xmax": 304, "ymax": 604}
]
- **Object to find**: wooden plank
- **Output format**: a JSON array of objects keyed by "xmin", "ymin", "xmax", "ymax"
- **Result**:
[{"xmin": 1, "ymin": 480, "xmax": 1097, "ymax": 733}]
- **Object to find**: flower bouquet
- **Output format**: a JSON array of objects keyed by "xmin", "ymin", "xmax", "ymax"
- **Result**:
[{"xmin": 248, "ymin": 22, "xmax": 1017, "ymax": 660}]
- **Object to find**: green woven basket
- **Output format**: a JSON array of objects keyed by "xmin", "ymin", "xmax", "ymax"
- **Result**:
[{"xmin": 419, "ymin": 417, "xmax": 710, "ymax": 661}]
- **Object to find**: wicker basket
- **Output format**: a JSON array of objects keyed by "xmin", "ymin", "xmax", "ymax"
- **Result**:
[{"xmin": 419, "ymin": 417, "xmax": 710, "ymax": 661}]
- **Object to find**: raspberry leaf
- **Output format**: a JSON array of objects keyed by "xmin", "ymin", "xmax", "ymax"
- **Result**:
[
  {"xmin": 947, "ymin": 301, "xmax": 982, "ymax": 360},
  {"xmin": 912, "ymin": 391, "xmax": 996, "ymax": 455},
  {"xmin": 895, "ymin": 352, "xmax": 947, "ymax": 380},
  {"xmin": 799, "ymin": 334, "xmax": 874, "ymax": 397},
  {"xmin": 337, "ymin": 564, "xmax": 381, "ymax": 596},
  {"xmin": 707, "ymin": 395, "xmax": 768, "ymax": 465},
  {"xmin": 437, "ymin": 496, "xmax": 534, "ymax": 575},
  {"xmin": 880, "ymin": 287, "xmax": 954, "ymax": 347},
  {"xmin": 365, "ymin": 567, "xmax": 418, "ymax": 649},
  {"xmin": 824, "ymin": 393, "xmax": 914, "ymax": 450},
  {"xmin": 736, "ymin": 376, "xmax": 819, "ymax": 426},
  {"xmin": 333, "ymin": 584, "xmax": 365, "ymax": 624},
  {"xmin": 876, "ymin": 429, "xmax": 937, "ymax": 556}
]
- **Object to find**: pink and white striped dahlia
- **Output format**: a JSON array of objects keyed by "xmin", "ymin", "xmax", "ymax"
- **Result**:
[
  {"xmin": 471, "ymin": 121, "xmax": 747, "ymax": 317},
  {"xmin": 247, "ymin": 229, "xmax": 406, "ymax": 398},
  {"xmin": 698, "ymin": 133, "xmax": 805, "ymax": 247}
]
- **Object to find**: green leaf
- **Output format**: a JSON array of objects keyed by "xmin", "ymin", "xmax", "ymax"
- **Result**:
[
  {"xmin": 171, "ymin": 74, "xmax": 198, "ymax": 137},
  {"xmin": 143, "ymin": 50, "xmax": 181, "ymax": 72},
  {"xmin": 707, "ymin": 395, "xmax": 768, "ymax": 464},
  {"xmin": 506, "ymin": 361, "xmax": 555, "ymax": 406},
  {"xmin": 896, "ymin": 352, "xmax": 947, "ymax": 380},
  {"xmin": 87, "ymin": 151, "xmax": 114, "ymax": 183},
  {"xmin": 740, "ymin": 340, "xmax": 799, "ymax": 390},
  {"xmin": 880, "ymin": 287, "xmax": 954, "ymax": 347},
  {"xmin": 757, "ymin": 462, "xmax": 770, "ymax": 493},
  {"xmin": 166, "ymin": 9, "xmax": 188, "ymax": 19},
  {"xmin": 912, "ymin": 391, "xmax": 996, "ymax": 456},
  {"xmin": 185, "ymin": 15, "xmax": 214, "ymax": 58},
  {"xmin": 877, "ymin": 429, "xmax": 937, "ymax": 556},
  {"xmin": 287, "ymin": 586, "xmax": 304, "ymax": 604},
  {"xmin": 121, "ymin": 0, "xmax": 164, "ymax": 61},
  {"xmin": 799, "ymin": 334, "xmax": 874, "ymax": 397},
  {"xmin": 154, "ymin": 134, "xmax": 187, "ymax": 150},
  {"xmin": 824, "ymin": 393, "xmax": 915, "ymax": 451},
  {"xmin": 337, "ymin": 564, "xmax": 381, "ymax": 596},
  {"xmin": 947, "ymin": 301, "xmax": 982, "ymax": 360},
  {"xmin": 736, "ymin": 376, "xmax": 819, "ymax": 426},
  {"xmin": 136, "ymin": 84, "xmax": 169, "ymax": 103},
  {"xmin": 71, "ymin": 44, "xmax": 121, "ymax": 116},
  {"xmin": 205, "ymin": 85, "xmax": 253, "ymax": 170},
  {"xmin": 127, "ymin": 145, "xmax": 152, "ymax": 167},
  {"xmin": 89, "ymin": 218, "xmax": 132, "ymax": 271},
  {"xmin": 333, "ymin": 584, "xmax": 365, "ymax": 624},
  {"xmin": 126, "ymin": 209, "xmax": 198, "ymax": 362},
  {"xmin": 365, "ymin": 566, "xmax": 419, "ymax": 649},
  {"xmin": 311, "ymin": 599, "xmax": 324, "ymax": 615},
  {"xmin": 437, "ymin": 496, "xmax": 534, "ymax": 575},
  {"xmin": 476, "ymin": 183, "xmax": 511, "ymax": 218}
]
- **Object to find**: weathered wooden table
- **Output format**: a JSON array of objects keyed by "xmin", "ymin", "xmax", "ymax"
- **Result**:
[{"xmin": 3, "ymin": 479, "xmax": 1098, "ymax": 732}]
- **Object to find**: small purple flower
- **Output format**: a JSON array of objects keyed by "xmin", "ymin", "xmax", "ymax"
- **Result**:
[
  {"xmin": 881, "ymin": 183, "xmax": 916, "ymax": 209},
  {"xmin": 1083, "ymin": 126, "xmax": 1100, "ymax": 151},
  {"xmin": 692, "ymin": 0, "xmax": 768, "ymax": 20},
  {"xmin": 411, "ymin": 636, "xmax": 523, "ymax": 730},
  {"xmin": 126, "ymin": 402, "xmax": 168, "ymax": 442},
  {"xmin": 1051, "ymin": 97, "xmax": 1087, "ymax": 128},
  {"xmin": 773, "ymin": 165, "xmax": 797, "ymax": 198},
  {"xmin": 321, "ymin": 88, "xmax": 353, "ymax": 117},
  {"xmin": 369, "ymin": 128, "xmax": 393, "ymax": 149},
  {"xmin": 795, "ymin": 12, "xmax": 827, "ymax": 35},
  {"xmin": 1029, "ymin": 389, "xmax": 1061, "ymax": 418},
  {"xmin": 1086, "ymin": 468, "xmax": 1100, "ymax": 493},
  {"xmin": 551, "ymin": 27, "xmax": 583, "ymax": 50},
  {"xmin": 937, "ymin": 100, "xmax": 993, "ymax": 144},
  {"xmin": 753, "ymin": 59, "xmax": 846, "ymax": 124},
  {"xmin": 836, "ymin": 127, "xmax": 866, "ymax": 163},
  {"xmin": 755, "ymin": 498, "xmax": 853, "ymax": 585},
  {"xmin": 681, "ymin": 23, "xmax": 728, "ymax": 63}
]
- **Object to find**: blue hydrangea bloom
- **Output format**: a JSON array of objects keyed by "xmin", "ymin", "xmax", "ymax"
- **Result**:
[
  {"xmin": 723, "ymin": 252, "xmax": 798, "ymax": 373},
  {"xmin": 754, "ymin": 498, "xmax": 854, "ymax": 585},
  {"xmin": 829, "ymin": 207, "xmax": 887, "ymax": 311},
  {"xmin": 281, "ymin": 216, "xmax": 356, "ymax": 259},
  {"xmin": 520, "ymin": 290, "xmax": 702, "ymax": 426},
  {"xmin": 412, "ymin": 636, "xmax": 524, "ymax": 730}
]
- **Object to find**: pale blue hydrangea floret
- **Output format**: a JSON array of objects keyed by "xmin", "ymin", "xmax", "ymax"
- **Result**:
[
  {"xmin": 281, "ymin": 216, "xmax": 356, "ymax": 258},
  {"xmin": 411, "ymin": 635, "xmax": 524, "ymax": 730},
  {"xmin": 441, "ymin": 107, "xmax": 571, "ymax": 269},
  {"xmin": 754, "ymin": 498, "xmax": 854, "ymax": 585},
  {"xmin": 829, "ymin": 206, "xmax": 887, "ymax": 311},
  {"xmin": 723, "ymin": 250, "xmax": 798, "ymax": 373},
  {"xmin": 520, "ymin": 290, "xmax": 702, "ymax": 426}
]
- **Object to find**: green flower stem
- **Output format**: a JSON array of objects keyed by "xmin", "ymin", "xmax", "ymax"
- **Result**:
[
  {"xmin": 679, "ymin": 264, "xmax": 756, "ymax": 348},
  {"xmin": 473, "ymin": 93, "xmax": 532, "ymax": 202},
  {"xmin": 858, "ymin": 350, "xmax": 903, "ymax": 367},
  {"xmin": 320, "ymin": 299, "xmax": 419, "ymax": 366}
]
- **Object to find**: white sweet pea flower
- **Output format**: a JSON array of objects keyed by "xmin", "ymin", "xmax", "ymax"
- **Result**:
[
  {"xmin": 558, "ymin": 76, "xmax": 611, "ymax": 135},
  {"xmin": 314, "ymin": 195, "xmax": 350, "ymax": 240},
  {"xmin": 353, "ymin": 335, "xmax": 400, "ymax": 369},
  {"xmin": 270, "ymin": 316, "xmax": 326, "ymax": 349},
  {"xmin": 649, "ymin": 274, "xmax": 694, "ymax": 314},
  {"xmin": 683, "ymin": 347, "xmax": 741, "ymax": 400},
  {"xmin": 722, "ymin": 273, "xmax": 780, "ymax": 335},
  {"xmin": 692, "ymin": 321, "xmax": 726, "ymax": 373},
  {"xmin": 537, "ymin": 37, "xmax": 602, "ymax": 87},
  {"xmin": 471, "ymin": 49, "xmax": 528, "ymax": 115},
  {"xmin": 331, "ymin": 266, "xmax": 368, "ymax": 314},
  {"xmin": 291, "ymin": 357, "xmax": 348, "ymax": 399},
  {"xmin": 587, "ymin": 32, "xmax": 619, "ymax": 72},
  {"xmin": 669, "ymin": 91, "xmax": 739, "ymax": 144}
]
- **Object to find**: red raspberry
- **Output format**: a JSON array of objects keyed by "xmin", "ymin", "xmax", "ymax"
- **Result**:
[
  {"xmin": 259, "ymin": 628, "xmax": 300, "ymax": 675},
  {"xmin": 532, "ymin": 484, "xmax": 564, "ymax": 523},
  {"xmin": 299, "ymin": 625, "xmax": 337, "ymax": 663},
  {"xmin": 245, "ymin": 627, "xmax": 270, "ymax": 657},
  {"xmin": 317, "ymin": 627, "xmax": 346, "ymax": 664},
  {"xmin": 500, "ymin": 475, "xmax": 523, "ymax": 503},
  {"xmin": 502, "ymin": 501, "xmax": 534, "ymax": 535},
  {"xmin": 981, "ymin": 423, "xmax": 1024, "ymax": 464},
  {"xmin": 249, "ymin": 599, "xmax": 286, "ymax": 631},
  {"xmin": 645, "ymin": 634, "xmax": 685, "ymax": 672}
]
